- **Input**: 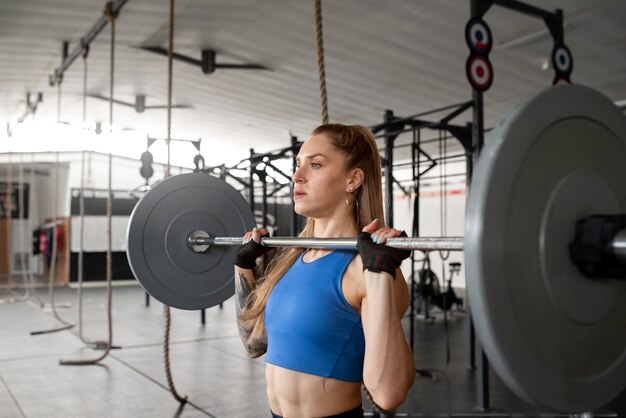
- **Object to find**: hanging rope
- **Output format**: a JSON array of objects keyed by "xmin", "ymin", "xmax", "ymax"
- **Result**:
[
  {"xmin": 76, "ymin": 149, "xmax": 90, "ymax": 344},
  {"xmin": 7, "ymin": 152, "xmax": 13, "ymax": 290},
  {"xmin": 3, "ymin": 152, "xmax": 14, "ymax": 297},
  {"xmin": 164, "ymin": 304, "xmax": 187, "ymax": 404},
  {"xmin": 16, "ymin": 159, "xmax": 31, "ymax": 299},
  {"xmin": 82, "ymin": 40, "xmax": 89, "ymax": 123},
  {"xmin": 316, "ymin": 1, "xmax": 391, "ymax": 415},
  {"xmin": 28, "ymin": 154, "xmax": 44, "ymax": 306},
  {"xmin": 102, "ymin": 0, "xmax": 116, "ymax": 361},
  {"xmin": 74, "ymin": 40, "xmax": 108, "ymax": 349},
  {"xmin": 57, "ymin": 82, "xmax": 62, "ymax": 123},
  {"xmin": 162, "ymin": 0, "xmax": 187, "ymax": 404},
  {"xmin": 38, "ymin": 153, "xmax": 74, "ymax": 333},
  {"xmin": 30, "ymin": 76, "xmax": 75, "ymax": 333},
  {"xmin": 60, "ymin": 1, "xmax": 117, "ymax": 364},
  {"xmin": 314, "ymin": 0, "xmax": 329, "ymax": 124},
  {"xmin": 165, "ymin": 0, "xmax": 174, "ymax": 178}
]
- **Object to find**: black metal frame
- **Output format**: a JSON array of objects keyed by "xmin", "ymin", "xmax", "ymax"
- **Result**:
[
  {"xmin": 48, "ymin": 0, "xmax": 130, "ymax": 86},
  {"xmin": 369, "ymin": 104, "xmax": 473, "ymax": 377},
  {"xmin": 370, "ymin": 103, "xmax": 473, "ymax": 228},
  {"xmin": 209, "ymin": 137, "xmax": 303, "ymax": 236},
  {"xmin": 467, "ymin": 0, "xmax": 566, "ymax": 411}
]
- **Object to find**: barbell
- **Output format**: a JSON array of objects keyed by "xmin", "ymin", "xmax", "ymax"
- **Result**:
[{"xmin": 126, "ymin": 85, "xmax": 626, "ymax": 413}]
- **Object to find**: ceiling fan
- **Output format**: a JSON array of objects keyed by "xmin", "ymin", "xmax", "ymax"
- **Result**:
[
  {"xmin": 136, "ymin": 48, "xmax": 270, "ymax": 75},
  {"xmin": 87, "ymin": 93, "xmax": 193, "ymax": 113}
]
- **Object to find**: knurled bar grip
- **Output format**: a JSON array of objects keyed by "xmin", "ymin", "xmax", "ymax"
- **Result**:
[{"xmin": 189, "ymin": 235, "xmax": 465, "ymax": 251}]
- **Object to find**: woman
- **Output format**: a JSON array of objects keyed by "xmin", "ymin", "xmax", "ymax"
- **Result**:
[{"xmin": 234, "ymin": 124, "xmax": 415, "ymax": 418}]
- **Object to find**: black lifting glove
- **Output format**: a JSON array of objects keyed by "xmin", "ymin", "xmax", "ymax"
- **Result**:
[
  {"xmin": 357, "ymin": 231, "xmax": 411, "ymax": 278},
  {"xmin": 234, "ymin": 233, "xmax": 271, "ymax": 269}
]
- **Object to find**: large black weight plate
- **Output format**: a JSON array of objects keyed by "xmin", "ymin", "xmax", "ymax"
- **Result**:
[
  {"xmin": 126, "ymin": 173, "xmax": 255, "ymax": 310},
  {"xmin": 465, "ymin": 85, "xmax": 626, "ymax": 412}
]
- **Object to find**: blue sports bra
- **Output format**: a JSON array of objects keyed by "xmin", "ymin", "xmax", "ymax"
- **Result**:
[{"xmin": 264, "ymin": 250, "xmax": 365, "ymax": 382}]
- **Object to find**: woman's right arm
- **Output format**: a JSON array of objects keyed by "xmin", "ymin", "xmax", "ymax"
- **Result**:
[
  {"xmin": 234, "ymin": 266, "xmax": 267, "ymax": 358},
  {"xmin": 234, "ymin": 227, "xmax": 270, "ymax": 358}
]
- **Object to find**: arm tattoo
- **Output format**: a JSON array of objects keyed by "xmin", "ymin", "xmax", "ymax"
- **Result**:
[{"xmin": 235, "ymin": 272, "xmax": 267, "ymax": 358}]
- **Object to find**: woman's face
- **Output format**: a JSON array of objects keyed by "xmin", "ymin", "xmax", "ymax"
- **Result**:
[{"xmin": 292, "ymin": 134, "xmax": 351, "ymax": 219}]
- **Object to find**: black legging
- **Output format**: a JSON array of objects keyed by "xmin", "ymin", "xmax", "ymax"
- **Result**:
[{"xmin": 271, "ymin": 405, "xmax": 364, "ymax": 418}]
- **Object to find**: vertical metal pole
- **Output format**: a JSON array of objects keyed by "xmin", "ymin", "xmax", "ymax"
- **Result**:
[
  {"xmin": 409, "ymin": 128, "xmax": 420, "ymax": 352},
  {"xmin": 290, "ymin": 137, "xmax": 299, "ymax": 236},
  {"xmin": 471, "ymin": 86, "xmax": 490, "ymax": 411},
  {"xmin": 465, "ymin": 136, "xmax": 475, "ymax": 371},
  {"xmin": 249, "ymin": 148, "xmax": 255, "ymax": 213},
  {"xmin": 384, "ymin": 110, "xmax": 395, "ymax": 227},
  {"xmin": 145, "ymin": 293, "xmax": 150, "ymax": 307},
  {"xmin": 201, "ymin": 309, "xmax": 206, "ymax": 325},
  {"xmin": 477, "ymin": 342, "xmax": 490, "ymax": 411},
  {"xmin": 409, "ymin": 142, "xmax": 415, "ymax": 351},
  {"xmin": 261, "ymin": 175, "xmax": 268, "ymax": 228}
]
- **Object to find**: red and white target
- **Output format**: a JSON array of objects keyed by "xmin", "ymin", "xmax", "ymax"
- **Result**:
[{"xmin": 466, "ymin": 55, "xmax": 493, "ymax": 91}]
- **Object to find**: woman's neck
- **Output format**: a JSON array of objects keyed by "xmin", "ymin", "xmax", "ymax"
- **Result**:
[
  {"xmin": 312, "ymin": 215, "xmax": 358, "ymax": 238},
  {"xmin": 303, "ymin": 216, "xmax": 358, "ymax": 261}
]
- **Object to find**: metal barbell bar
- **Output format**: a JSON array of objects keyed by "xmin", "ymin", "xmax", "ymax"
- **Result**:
[
  {"xmin": 188, "ymin": 233, "xmax": 466, "ymax": 252},
  {"xmin": 615, "ymin": 229, "xmax": 626, "ymax": 261},
  {"xmin": 188, "ymin": 229, "xmax": 626, "ymax": 268}
]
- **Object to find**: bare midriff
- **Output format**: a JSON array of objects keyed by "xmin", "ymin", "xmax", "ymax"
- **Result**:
[{"xmin": 266, "ymin": 363, "xmax": 362, "ymax": 418}]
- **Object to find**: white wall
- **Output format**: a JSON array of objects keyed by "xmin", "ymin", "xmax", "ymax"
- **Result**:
[
  {"xmin": 70, "ymin": 216, "xmax": 131, "ymax": 252},
  {"xmin": 394, "ymin": 187, "xmax": 466, "ymax": 289},
  {"xmin": 390, "ymin": 157, "xmax": 468, "ymax": 289},
  {"xmin": 0, "ymin": 151, "xmax": 194, "ymax": 277}
]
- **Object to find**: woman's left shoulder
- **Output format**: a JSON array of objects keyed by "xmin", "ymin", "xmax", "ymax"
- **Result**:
[
  {"xmin": 345, "ymin": 252, "xmax": 365, "ymax": 286},
  {"xmin": 341, "ymin": 254, "xmax": 366, "ymax": 310}
]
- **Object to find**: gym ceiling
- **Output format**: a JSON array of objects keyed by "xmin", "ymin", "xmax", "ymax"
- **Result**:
[{"xmin": 1, "ymin": 0, "xmax": 625, "ymax": 157}]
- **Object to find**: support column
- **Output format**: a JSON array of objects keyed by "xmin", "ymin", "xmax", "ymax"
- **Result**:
[{"xmin": 383, "ymin": 110, "xmax": 395, "ymax": 227}]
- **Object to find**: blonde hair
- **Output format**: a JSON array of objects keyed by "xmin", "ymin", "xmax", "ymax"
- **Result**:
[{"xmin": 241, "ymin": 124, "xmax": 385, "ymax": 339}]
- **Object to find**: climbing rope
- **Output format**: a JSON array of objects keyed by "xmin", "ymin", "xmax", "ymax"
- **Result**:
[
  {"xmin": 46, "ymin": 152, "xmax": 74, "ymax": 329},
  {"xmin": 82, "ymin": 40, "xmax": 89, "ymax": 122},
  {"xmin": 60, "ymin": 1, "xmax": 118, "ymax": 364},
  {"xmin": 162, "ymin": 0, "xmax": 188, "ymax": 404},
  {"xmin": 164, "ymin": 304, "xmax": 187, "ymax": 404},
  {"xmin": 7, "ymin": 153, "xmax": 13, "ymax": 290},
  {"xmin": 76, "ymin": 43, "xmax": 90, "ymax": 336},
  {"xmin": 315, "ymin": 1, "xmax": 390, "ymax": 415},
  {"xmin": 73, "ymin": 39, "xmax": 108, "ymax": 349},
  {"xmin": 166, "ymin": 0, "xmax": 174, "ymax": 177},
  {"xmin": 314, "ymin": 0, "xmax": 329, "ymax": 124},
  {"xmin": 57, "ymin": 81, "xmax": 62, "ymax": 124},
  {"xmin": 16, "ymin": 159, "xmax": 31, "ymax": 300},
  {"xmin": 28, "ymin": 155, "xmax": 44, "ymax": 306},
  {"xmin": 30, "ymin": 79, "xmax": 75, "ymax": 333},
  {"xmin": 75, "ymin": 149, "xmax": 92, "ymax": 346},
  {"xmin": 1, "ymin": 152, "xmax": 14, "ymax": 300}
]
